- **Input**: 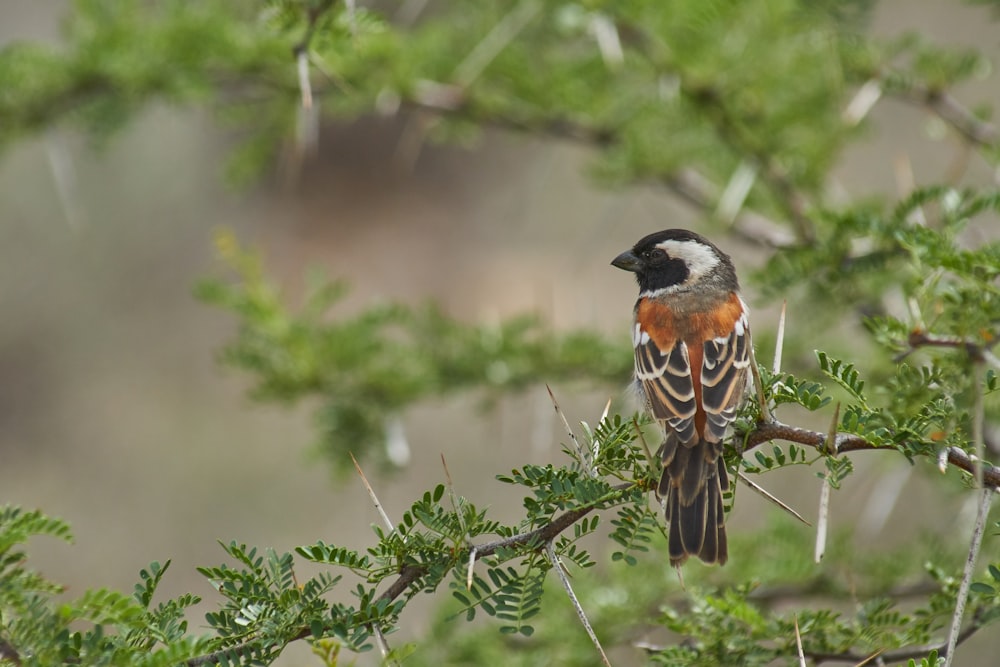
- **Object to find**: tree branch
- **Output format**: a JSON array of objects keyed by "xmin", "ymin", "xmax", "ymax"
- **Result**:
[
  {"xmin": 187, "ymin": 405, "xmax": 1000, "ymax": 666},
  {"xmin": 187, "ymin": 410, "xmax": 1000, "ymax": 665},
  {"xmin": 744, "ymin": 420, "xmax": 1000, "ymax": 490},
  {"xmin": 404, "ymin": 83, "xmax": 799, "ymax": 250},
  {"xmin": 806, "ymin": 611, "xmax": 986, "ymax": 664},
  {"xmin": 890, "ymin": 82, "xmax": 1000, "ymax": 148},
  {"xmin": 186, "ymin": 483, "xmax": 634, "ymax": 666}
]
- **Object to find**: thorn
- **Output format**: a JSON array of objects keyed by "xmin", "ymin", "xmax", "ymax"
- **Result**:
[
  {"xmin": 793, "ymin": 616, "xmax": 806, "ymax": 667},
  {"xmin": 842, "ymin": 78, "xmax": 882, "ymax": 126},
  {"xmin": 717, "ymin": 160, "xmax": 758, "ymax": 224},
  {"xmin": 589, "ymin": 13, "xmax": 624, "ymax": 69},
  {"xmin": 600, "ymin": 397, "xmax": 612, "ymax": 424},
  {"xmin": 546, "ymin": 384, "xmax": 590, "ymax": 473},
  {"xmin": 632, "ymin": 416, "xmax": 657, "ymax": 473},
  {"xmin": 773, "ymin": 300, "xmax": 787, "ymax": 375},
  {"xmin": 854, "ymin": 648, "xmax": 886, "ymax": 666},
  {"xmin": 815, "ymin": 403, "xmax": 840, "ymax": 563},
  {"xmin": 748, "ymin": 344, "xmax": 772, "ymax": 424},
  {"xmin": 938, "ymin": 447, "xmax": 949, "ymax": 474},
  {"xmin": 546, "ymin": 541, "xmax": 612, "ymax": 667},
  {"xmin": 441, "ymin": 453, "xmax": 469, "ymax": 539},
  {"xmin": 350, "ymin": 453, "xmax": 396, "ymax": 535},
  {"xmin": 737, "ymin": 472, "xmax": 811, "ymax": 526},
  {"xmin": 943, "ymin": 487, "xmax": 995, "ymax": 667},
  {"xmin": 466, "ymin": 547, "xmax": 477, "ymax": 591}
]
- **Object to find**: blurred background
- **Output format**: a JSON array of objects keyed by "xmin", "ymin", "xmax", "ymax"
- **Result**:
[{"xmin": 2, "ymin": 1, "xmax": 1000, "ymax": 664}]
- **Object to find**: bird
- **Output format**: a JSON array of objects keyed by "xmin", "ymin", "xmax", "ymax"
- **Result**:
[{"xmin": 611, "ymin": 229, "xmax": 751, "ymax": 566}]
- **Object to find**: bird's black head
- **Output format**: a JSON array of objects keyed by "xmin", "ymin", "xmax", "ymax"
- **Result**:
[{"xmin": 611, "ymin": 229, "xmax": 738, "ymax": 295}]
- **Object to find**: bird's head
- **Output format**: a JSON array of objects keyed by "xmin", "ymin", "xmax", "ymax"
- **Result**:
[{"xmin": 611, "ymin": 228, "xmax": 739, "ymax": 296}]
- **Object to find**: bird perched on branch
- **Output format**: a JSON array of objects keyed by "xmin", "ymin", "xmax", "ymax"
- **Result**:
[{"xmin": 612, "ymin": 229, "xmax": 751, "ymax": 566}]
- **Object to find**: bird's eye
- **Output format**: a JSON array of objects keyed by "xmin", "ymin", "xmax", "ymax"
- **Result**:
[{"xmin": 645, "ymin": 248, "xmax": 667, "ymax": 261}]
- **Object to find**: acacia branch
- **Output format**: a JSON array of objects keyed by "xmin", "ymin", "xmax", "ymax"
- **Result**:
[
  {"xmin": 404, "ymin": 83, "xmax": 798, "ymax": 250},
  {"xmin": 890, "ymin": 82, "xmax": 1000, "ymax": 148},
  {"xmin": 744, "ymin": 420, "xmax": 1000, "ymax": 490},
  {"xmin": 805, "ymin": 611, "xmax": 986, "ymax": 664},
  {"xmin": 187, "ymin": 412, "xmax": 1000, "ymax": 665},
  {"xmin": 186, "ymin": 483, "xmax": 634, "ymax": 666}
]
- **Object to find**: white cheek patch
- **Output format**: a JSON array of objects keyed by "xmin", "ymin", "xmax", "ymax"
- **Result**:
[
  {"xmin": 656, "ymin": 239, "xmax": 720, "ymax": 282},
  {"xmin": 734, "ymin": 315, "xmax": 745, "ymax": 337}
]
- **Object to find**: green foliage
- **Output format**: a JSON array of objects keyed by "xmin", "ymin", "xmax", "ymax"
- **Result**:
[
  {"xmin": 197, "ymin": 229, "xmax": 631, "ymax": 470},
  {"xmin": 0, "ymin": 506, "xmax": 213, "ymax": 667},
  {"xmin": 4, "ymin": 0, "xmax": 1000, "ymax": 665}
]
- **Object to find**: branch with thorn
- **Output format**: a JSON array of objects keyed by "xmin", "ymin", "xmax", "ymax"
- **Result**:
[{"xmin": 743, "ymin": 420, "xmax": 1000, "ymax": 490}]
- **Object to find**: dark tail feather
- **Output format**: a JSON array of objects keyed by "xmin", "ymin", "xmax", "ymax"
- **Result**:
[{"xmin": 660, "ymin": 438, "xmax": 728, "ymax": 566}]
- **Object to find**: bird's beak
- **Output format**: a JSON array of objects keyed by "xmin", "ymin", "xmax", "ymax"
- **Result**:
[{"xmin": 611, "ymin": 250, "xmax": 642, "ymax": 272}]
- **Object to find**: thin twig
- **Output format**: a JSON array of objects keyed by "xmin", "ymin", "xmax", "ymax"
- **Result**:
[
  {"xmin": 891, "ymin": 83, "xmax": 1000, "ymax": 148},
  {"xmin": 901, "ymin": 330, "xmax": 1000, "ymax": 371},
  {"xmin": 546, "ymin": 541, "xmax": 612, "ymax": 667},
  {"xmin": 804, "ymin": 619, "xmax": 984, "ymax": 663},
  {"xmin": 943, "ymin": 487, "xmax": 994, "ymax": 667}
]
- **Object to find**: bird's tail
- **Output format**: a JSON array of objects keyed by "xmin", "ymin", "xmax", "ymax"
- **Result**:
[{"xmin": 657, "ymin": 436, "xmax": 729, "ymax": 566}]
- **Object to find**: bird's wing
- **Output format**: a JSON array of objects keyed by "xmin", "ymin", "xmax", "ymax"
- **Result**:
[
  {"xmin": 634, "ymin": 296, "xmax": 750, "ymax": 445},
  {"xmin": 700, "ymin": 307, "xmax": 751, "ymax": 443},
  {"xmin": 633, "ymin": 322, "xmax": 698, "ymax": 444}
]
